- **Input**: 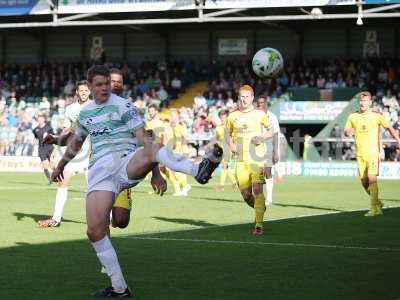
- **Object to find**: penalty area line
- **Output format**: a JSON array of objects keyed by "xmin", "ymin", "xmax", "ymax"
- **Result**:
[{"xmin": 124, "ymin": 236, "xmax": 400, "ymax": 252}]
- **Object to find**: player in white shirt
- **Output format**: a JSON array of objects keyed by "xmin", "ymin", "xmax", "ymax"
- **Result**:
[
  {"xmin": 38, "ymin": 81, "xmax": 91, "ymax": 228},
  {"xmin": 50, "ymin": 65, "xmax": 222, "ymax": 298},
  {"xmin": 257, "ymin": 96, "xmax": 281, "ymax": 205}
]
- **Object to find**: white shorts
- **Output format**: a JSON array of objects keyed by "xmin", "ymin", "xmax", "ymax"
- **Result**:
[
  {"xmin": 65, "ymin": 157, "xmax": 89, "ymax": 174},
  {"xmin": 265, "ymin": 154, "xmax": 274, "ymax": 167},
  {"xmin": 87, "ymin": 151, "xmax": 142, "ymax": 195}
]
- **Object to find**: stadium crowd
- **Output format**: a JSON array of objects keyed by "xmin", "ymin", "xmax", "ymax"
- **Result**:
[{"xmin": 0, "ymin": 57, "xmax": 399, "ymax": 161}]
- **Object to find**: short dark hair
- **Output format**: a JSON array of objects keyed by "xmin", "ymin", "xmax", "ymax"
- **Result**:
[
  {"xmin": 218, "ymin": 109, "xmax": 229, "ymax": 118},
  {"xmin": 148, "ymin": 104, "xmax": 159, "ymax": 112},
  {"xmin": 110, "ymin": 68, "xmax": 123, "ymax": 77},
  {"xmin": 257, "ymin": 95, "xmax": 267, "ymax": 101},
  {"xmin": 75, "ymin": 80, "xmax": 89, "ymax": 90},
  {"xmin": 360, "ymin": 91, "xmax": 372, "ymax": 99},
  {"xmin": 87, "ymin": 65, "xmax": 110, "ymax": 83}
]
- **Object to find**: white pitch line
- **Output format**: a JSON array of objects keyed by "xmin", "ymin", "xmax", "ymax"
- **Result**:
[
  {"xmin": 125, "ymin": 236, "xmax": 400, "ymax": 252},
  {"xmin": 119, "ymin": 206, "xmax": 400, "ymax": 252}
]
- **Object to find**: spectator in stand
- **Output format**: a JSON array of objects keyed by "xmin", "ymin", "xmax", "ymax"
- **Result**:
[
  {"xmin": 382, "ymin": 89, "xmax": 399, "ymax": 110},
  {"xmin": 138, "ymin": 78, "xmax": 149, "ymax": 96},
  {"xmin": 63, "ymin": 80, "xmax": 75, "ymax": 96},
  {"xmin": 157, "ymin": 85, "xmax": 169, "ymax": 108},
  {"xmin": 317, "ymin": 74, "xmax": 326, "ymax": 88},
  {"xmin": 205, "ymin": 91, "xmax": 216, "ymax": 107},
  {"xmin": 193, "ymin": 113, "xmax": 209, "ymax": 134},
  {"xmin": 215, "ymin": 93, "xmax": 225, "ymax": 108},
  {"xmin": 133, "ymin": 96, "xmax": 146, "ymax": 119},
  {"xmin": 0, "ymin": 118, "xmax": 10, "ymax": 155},
  {"xmin": 170, "ymin": 76, "xmax": 182, "ymax": 100},
  {"xmin": 325, "ymin": 74, "xmax": 338, "ymax": 89},
  {"xmin": 178, "ymin": 107, "xmax": 193, "ymax": 131},
  {"xmin": 39, "ymin": 96, "xmax": 51, "ymax": 115},
  {"xmin": 193, "ymin": 93, "xmax": 207, "ymax": 114}
]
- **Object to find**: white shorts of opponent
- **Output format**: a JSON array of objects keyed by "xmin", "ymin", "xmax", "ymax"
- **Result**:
[
  {"xmin": 65, "ymin": 157, "xmax": 89, "ymax": 174},
  {"xmin": 87, "ymin": 151, "xmax": 142, "ymax": 195},
  {"xmin": 265, "ymin": 151, "xmax": 285, "ymax": 177}
]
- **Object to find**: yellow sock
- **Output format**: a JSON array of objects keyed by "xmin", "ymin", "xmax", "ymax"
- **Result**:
[
  {"xmin": 227, "ymin": 170, "xmax": 236, "ymax": 184},
  {"xmin": 175, "ymin": 172, "xmax": 188, "ymax": 189},
  {"xmin": 369, "ymin": 183, "xmax": 379, "ymax": 209},
  {"xmin": 254, "ymin": 193, "xmax": 266, "ymax": 228},
  {"xmin": 165, "ymin": 169, "xmax": 180, "ymax": 193},
  {"xmin": 220, "ymin": 169, "xmax": 227, "ymax": 186}
]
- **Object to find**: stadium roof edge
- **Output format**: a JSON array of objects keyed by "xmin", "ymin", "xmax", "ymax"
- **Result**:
[{"xmin": 0, "ymin": 3, "xmax": 399, "ymax": 29}]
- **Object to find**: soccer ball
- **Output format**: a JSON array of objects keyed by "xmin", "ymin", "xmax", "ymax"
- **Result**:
[{"xmin": 252, "ymin": 47, "xmax": 283, "ymax": 78}]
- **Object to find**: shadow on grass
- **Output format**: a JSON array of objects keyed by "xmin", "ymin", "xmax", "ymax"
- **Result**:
[
  {"xmin": 273, "ymin": 203, "xmax": 343, "ymax": 212},
  {"xmin": 189, "ymin": 195, "xmax": 243, "ymax": 203},
  {"xmin": 13, "ymin": 212, "xmax": 86, "ymax": 224},
  {"xmin": 1, "ymin": 208, "xmax": 400, "ymax": 300},
  {"xmin": 152, "ymin": 216, "xmax": 216, "ymax": 227}
]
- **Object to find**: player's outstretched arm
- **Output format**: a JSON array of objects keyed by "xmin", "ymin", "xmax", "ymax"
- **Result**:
[
  {"xmin": 43, "ymin": 130, "xmax": 74, "ymax": 146},
  {"xmin": 56, "ymin": 130, "xmax": 75, "ymax": 146},
  {"xmin": 51, "ymin": 135, "xmax": 84, "ymax": 182}
]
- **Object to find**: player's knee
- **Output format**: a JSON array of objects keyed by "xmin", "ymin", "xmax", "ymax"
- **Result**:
[
  {"xmin": 368, "ymin": 176, "xmax": 377, "ymax": 185},
  {"xmin": 86, "ymin": 226, "xmax": 106, "ymax": 242}
]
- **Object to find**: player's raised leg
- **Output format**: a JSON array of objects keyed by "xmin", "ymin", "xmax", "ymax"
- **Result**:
[
  {"xmin": 126, "ymin": 133, "xmax": 222, "ymax": 185},
  {"xmin": 87, "ymin": 191, "xmax": 131, "ymax": 298}
]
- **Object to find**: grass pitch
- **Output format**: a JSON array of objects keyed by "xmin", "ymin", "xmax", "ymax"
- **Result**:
[{"xmin": 0, "ymin": 173, "xmax": 399, "ymax": 300}]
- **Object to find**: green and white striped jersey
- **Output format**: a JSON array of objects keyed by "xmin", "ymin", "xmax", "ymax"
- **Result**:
[{"xmin": 75, "ymin": 94, "xmax": 144, "ymax": 167}]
